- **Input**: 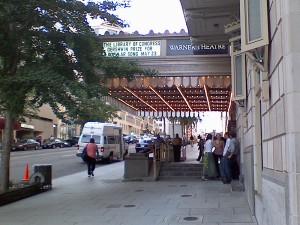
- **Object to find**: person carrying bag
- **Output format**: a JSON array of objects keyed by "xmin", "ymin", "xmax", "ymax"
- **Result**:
[{"xmin": 84, "ymin": 138, "xmax": 98, "ymax": 177}]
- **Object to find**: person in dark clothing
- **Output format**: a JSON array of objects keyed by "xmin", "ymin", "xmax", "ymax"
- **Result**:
[
  {"xmin": 196, "ymin": 136, "xmax": 204, "ymax": 162},
  {"xmin": 229, "ymin": 132, "xmax": 240, "ymax": 180},
  {"xmin": 172, "ymin": 133, "xmax": 182, "ymax": 162},
  {"xmin": 190, "ymin": 135, "xmax": 194, "ymax": 147},
  {"xmin": 35, "ymin": 135, "xmax": 42, "ymax": 146}
]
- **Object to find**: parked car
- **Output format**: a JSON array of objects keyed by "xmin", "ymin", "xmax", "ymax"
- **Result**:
[
  {"xmin": 41, "ymin": 138, "xmax": 66, "ymax": 149},
  {"xmin": 12, "ymin": 139, "xmax": 40, "ymax": 151},
  {"xmin": 65, "ymin": 136, "xmax": 79, "ymax": 147},
  {"xmin": 135, "ymin": 137, "xmax": 153, "ymax": 153},
  {"xmin": 123, "ymin": 135, "xmax": 138, "ymax": 144}
]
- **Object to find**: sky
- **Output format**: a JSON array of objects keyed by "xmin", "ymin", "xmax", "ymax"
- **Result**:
[
  {"xmin": 198, "ymin": 112, "xmax": 225, "ymax": 134},
  {"xmin": 115, "ymin": 0, "xmax": 187, "ymax": 34}
]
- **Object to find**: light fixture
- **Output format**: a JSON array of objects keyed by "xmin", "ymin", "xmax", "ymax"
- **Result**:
[
  {"xmin": 117, "ymin": 98, "xmax": 138, "ymax": 110},
  {"xmin": 124, "ymin": 87, "xmax": 157, "ymax": 111},
  {"xmin": 228, "ymin": 92, "xmax": 233, "ymax": 113},
  {"xmin": 176, "ymin": 86, "xmax": 193, "ymax": 111},
  {"xmin": 204, "ymin": 85, "xmax": 211, "ymax": 111}
]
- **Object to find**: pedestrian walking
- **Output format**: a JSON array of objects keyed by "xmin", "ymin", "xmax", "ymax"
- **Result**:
[
  {"xmin": 172, "ymin": 133, "xmax": 182, "ymax": 162},
  {"xmin": 196, "ymin": 135, "xmax": 204, "ymax": 162},
  {"xmin": 35, "ymin": 135, "xmax": 42, "ymax": 146},
  {"xmin": 85, "ymin": 138, "xmax": 98, "ymax": 177},
  {"xmin": 190, "ymin": 135, "xmax": 194, "ymax": 147}
]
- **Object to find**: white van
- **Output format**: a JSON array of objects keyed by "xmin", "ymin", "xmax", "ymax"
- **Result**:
[{"xmin": 76, "ymin": 122, "xmax": 124, "ymax": 163}]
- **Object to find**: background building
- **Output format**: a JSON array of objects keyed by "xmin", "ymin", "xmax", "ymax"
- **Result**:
[
  {"xmin": 112, "ymin": 109, "xmax": 157, "ymax": 136},
  {"xmin": 13, "ymin": 104, "xmax": 81, "ymax": 142},
  {"xmin": 90, "ymin": 21, "xmax": 122, "ymax": 36}
]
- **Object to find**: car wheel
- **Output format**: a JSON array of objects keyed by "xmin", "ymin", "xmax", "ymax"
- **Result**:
[
  {"xmin": 60, "ymin": 144, "xmax": 64, "ymax": 148},
  {"xmin": 52, "ymin": 144, "xmax": 55, "ymax": 149},
  {"xmin": 105, "ymin": 157, "xmax": 111, "ymax": 164},
  {"xmin": 35, "ymin": 145, "xmax": 39, "ymax": 150},
  {"xmin": 23, "ymin": 146, "xmax": 27, "ymax": 151}
]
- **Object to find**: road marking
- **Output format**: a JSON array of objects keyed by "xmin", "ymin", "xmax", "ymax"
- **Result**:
[
  {"xmin": 9, "ymin": 150, "xmax": 76, "ymax": 158},
  {"xmin": 60, "ymin": 154, "xmax": 75, "ymax": 157},
  {"xmin": 11, "ymin": 152, "xmax": 59, "ymax": 158}
]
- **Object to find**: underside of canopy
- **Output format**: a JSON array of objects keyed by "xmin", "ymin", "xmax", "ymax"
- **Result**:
[
  {"xmin": 108, "ymin": 75, "xmax": 231, "ymax": 114},
  {"xmin": 180, "ymin": 0, "xmax": 240, "ymax": 45}
]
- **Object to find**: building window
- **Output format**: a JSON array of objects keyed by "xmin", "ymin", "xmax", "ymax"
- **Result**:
[
  {"xmin": 232, "ymin": 53, "xmax": 246, "ymax": 100},
  {"xmin": 248, "ymin": 0, "xmax": 262, "ymax": 42},
  {"xmin": 107, "ymin": 136, "xmax": 115, "ymax": 144},
  {"xmin": 235, "ymin": 55, "xmax": 243, "ymax": 96},
  {"xmin": 241, "ymin": 0, "xmax": 269, "ymax": 51}
]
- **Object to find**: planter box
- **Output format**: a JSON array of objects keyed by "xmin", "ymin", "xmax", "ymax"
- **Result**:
[{"xmin": 0, "ymin": 183, "xmax": 45, "ymax": 206}]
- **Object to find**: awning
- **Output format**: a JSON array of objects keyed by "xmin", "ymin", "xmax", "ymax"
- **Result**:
[
  {"xmin": 180, "ymin": 0, "xmax": 240, "ymax": 45},
  {"xmin": 108, "ymin": 75, "xmax": 231, "ymax": 113},
  {"xmin": 0, "ymin": 118, "xmax": 21, "ymax": 130}
]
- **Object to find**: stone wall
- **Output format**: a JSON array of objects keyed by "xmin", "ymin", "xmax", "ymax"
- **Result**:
[{"xmin": 237, "ymin": 0, "xmax": 300, "ymax": 224}]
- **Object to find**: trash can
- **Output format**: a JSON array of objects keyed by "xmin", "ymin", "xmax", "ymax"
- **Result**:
[{"xmin": 32, "ymin": 164, "xmax": 52, "ymax": 189}]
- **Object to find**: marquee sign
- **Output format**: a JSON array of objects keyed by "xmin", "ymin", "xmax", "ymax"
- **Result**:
[
  {"xmin": 167, "ymin": 39, "xmax": 228, "ymax": 55},
  {"xmin": 103, "ymin": 40, "xmax": 161, "ymax": 57}
]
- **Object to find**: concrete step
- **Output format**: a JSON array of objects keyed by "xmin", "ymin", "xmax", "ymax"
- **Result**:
[
  {"xmin": 158, "ymin": 176, "xmax": 203, "ymax": 181},
  {"xmin": 160, "ymin": 166, "xmax": 203, "ymax": 171},
  {"xmin": 159, "ymin": 171, "xmax": 202, "ymax": 177},
  {"xmin": 158, "ymin": 163, "xmax": 204, "ymax": 180},
  {"xmin": 161, "ymin": 163, "xmax": 202, "ymax": 167}
]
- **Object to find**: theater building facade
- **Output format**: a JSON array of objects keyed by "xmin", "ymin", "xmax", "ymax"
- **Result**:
[{"xmin": 178, "ymin": 0, "xmax": 300, "ymax": 224}]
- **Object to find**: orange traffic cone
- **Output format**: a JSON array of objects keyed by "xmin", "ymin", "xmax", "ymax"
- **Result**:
[{"xmin": 22, "ymin": 164, "xmax": 29, "ymax": 181}]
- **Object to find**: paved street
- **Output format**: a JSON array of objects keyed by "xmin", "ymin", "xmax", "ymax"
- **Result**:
[{"xmin": 3, "ymin": 146, "xmax": 126, "ymax": 183}]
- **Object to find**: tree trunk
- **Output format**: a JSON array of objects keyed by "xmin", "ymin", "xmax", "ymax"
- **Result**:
[{"xmin": 0, "ymin": 111, "xmax": 14, "ymax": 192}]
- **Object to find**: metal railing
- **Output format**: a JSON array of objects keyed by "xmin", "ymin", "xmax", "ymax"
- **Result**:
[
  {"xmin": 152, "ymin": 143, "xmax": 187, "ymax": 179},
  {"xmin": 153, "ymin": 143, "xmax": 171, "ymax": 162},
  {"xmin": 153, "ymin": 143, "xmax": 187, "ymax": 162},
  {"xmin": 153, "ymin": 143, "xmax": 172, "ymax": 179}
]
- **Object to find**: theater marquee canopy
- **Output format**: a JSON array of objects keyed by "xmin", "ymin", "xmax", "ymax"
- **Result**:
[
  {"xmin": 107, "ymin": 75, "xmax": 231, "ymax": 118},
  {"xmin": 102, "ymin": 31, "xmax": 232, "ymax": 117}
]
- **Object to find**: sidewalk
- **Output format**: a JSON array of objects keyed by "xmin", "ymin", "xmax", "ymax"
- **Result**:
[{"xmin": 0, "ymin": 145, "xmax": 257, "ymax": 225}]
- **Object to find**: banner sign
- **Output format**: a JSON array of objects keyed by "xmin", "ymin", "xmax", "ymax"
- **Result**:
[
  {"xmin": 167, "ymin": 39, "xmax": 228, "ymax": 56},
  {"xmin": 103, "ymin": 40, "xmax": 161, "ymax": 57}
]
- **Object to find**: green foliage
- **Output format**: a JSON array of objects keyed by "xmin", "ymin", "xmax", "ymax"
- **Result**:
[
  {"xmin": 0, "ymin": 0, "xmax": 156, "ymax": 191},
  {"xmin": 181, "ymin": 117, "xmax": 198, "ymax": 126},
  {"xmin": 61, "ymin": 95, "xmax": 120, "ymax": 128},
  {"xmin": 0, "ymin": 0, "xmax": 147, "ymax": 122}
]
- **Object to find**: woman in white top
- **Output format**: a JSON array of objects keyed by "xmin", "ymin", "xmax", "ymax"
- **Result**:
[
  {"xmin": 204, "ymin": 135, "xmax": 213, "ymax": 153},
  {"xmin": 202, "ymin": 134, "xmax": 218, "ymax": 179}
]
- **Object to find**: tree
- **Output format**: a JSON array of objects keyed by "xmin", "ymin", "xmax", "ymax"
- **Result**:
[
  {"xmin": 181, "ymin": 117, "xmax": 199, "ymax": 138},
  {"xmin": 66, "ymin": 96, "xmax": 120, "ymax": 129},
  {"xmin": 0, "ymin": 0, "xmax": 147, "ymax": 191}
]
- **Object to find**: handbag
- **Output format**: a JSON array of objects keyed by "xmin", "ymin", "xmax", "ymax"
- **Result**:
[{"xmin": 81, "ymin": 145, "xmax": 88, "ymax": 162}]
